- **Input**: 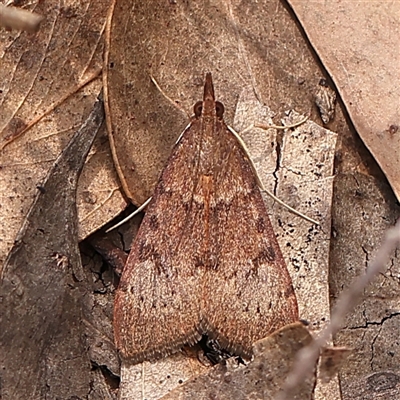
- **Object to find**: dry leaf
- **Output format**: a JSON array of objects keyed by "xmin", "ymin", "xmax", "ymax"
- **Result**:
[
  {"xmin": 320, "ymin": 346, "xmax": 352, "ymax": 383},
  {"xmin": 0, "ymin": 97, "xmax": 104, "ymax": 398},
  {"xmin": 287, "ymin": 0, "xmax": 400, "ymax": 200},
  {"xmin": 283, "ymin": 3, "xmax": 400, "ymax": 398},
  {"xmin": 330, "ymin": 173, "xmax": 400, "ymax": 400},
  {"xmin": 118, "ymin": 351, "xmax": 209, "ymax": 400},
  {"xmin": 162, "ymin": 323, "xmax": 316, "ymax": 400},
  {"xmin": 0, "ymin": 0, "xmax": 126, "ymax": 269},
  {"xmin": 104, "ymin": 0, "xmax": 329, "ymax": 206}
]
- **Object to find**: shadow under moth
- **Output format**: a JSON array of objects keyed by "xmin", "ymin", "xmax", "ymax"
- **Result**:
[{"xmin": 114, "ymin": 73, "xmax": 298, "ymax": 363}]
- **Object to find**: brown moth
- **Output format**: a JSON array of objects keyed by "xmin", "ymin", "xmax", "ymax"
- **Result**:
[{"xmin": 114, "ymin": 73, "xmax": 298, "ymax": 363}]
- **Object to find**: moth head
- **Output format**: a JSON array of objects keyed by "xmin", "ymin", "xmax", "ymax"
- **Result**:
[{"xmin": 193, "ymin": 101, "xmax": 225, "ymax": 119}]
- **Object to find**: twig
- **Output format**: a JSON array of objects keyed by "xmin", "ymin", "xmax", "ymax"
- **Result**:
[
  {"xmin": 1, "ymin": 67, "xmax": 102, "ymax": 150},
  {"xmin": 0, "ymin": 4, "xmax": 44, "ymax": 32}
]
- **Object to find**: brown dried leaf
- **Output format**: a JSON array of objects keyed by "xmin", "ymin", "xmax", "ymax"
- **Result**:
[
  {"xmin": 118, "ymin": 351, "xmax": 209, "ymax": 400},
  {"xmin": 287, "ymin": 0, "xmax": 400, "ymax": 200},
  {"xmin": 0, "ymin": 96, "xmax": 104, "ymax": 398},
  {"xmin": 330, "ymin": 172, "xmax": 400, "ymax": 399},
  {"xmin": 0, "ymin": 0, "xmax": 126, "ymax": 269},
  {"xmin": 104, "ymin": 0, "xmax": 329, "ymax": 206},
  {"xmin": 319, "ymin": 347, "xmax": 352, "ymax": 383},
  {"xmin": 162, "ymin": 323, "xmax": 316, "ymax": 400},
  {"xmin": 282, "ymin": 3, "xmax": 400, "ymax": 399}
]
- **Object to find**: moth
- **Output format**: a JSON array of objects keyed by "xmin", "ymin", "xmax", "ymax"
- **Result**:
[{"xmin": 114, "ymin": 73, "xmax": 298, "ymax": 363}]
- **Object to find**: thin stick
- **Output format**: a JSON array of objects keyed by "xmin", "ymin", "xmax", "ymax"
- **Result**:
[
  {"xmin": 0, "ymin": 4, "xmax": 44, "ymax": 32},
  {"xmin": 255, "ymin": 115, "xmax": 309, "ymax": 130},
  {"xmin": 240, "ymin": 116, "xmax": 309, "ymax": 136}
]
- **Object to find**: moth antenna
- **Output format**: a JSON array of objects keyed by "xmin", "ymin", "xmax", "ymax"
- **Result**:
[
  {"xmin": 106, "ymin": 197, "xmax": 152, "ymax": 233},
  {"xmin": 150, "ymin": 75, "xmax": 190, "ymax": 119},
  {"xmin": 228, "ymin": 125, "xmax": 319, "ymax": 226}
]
